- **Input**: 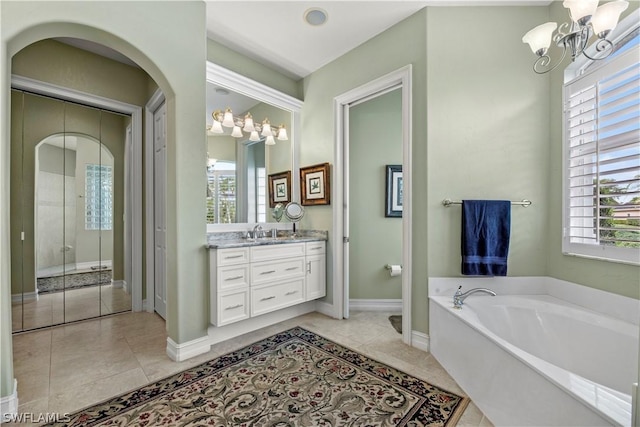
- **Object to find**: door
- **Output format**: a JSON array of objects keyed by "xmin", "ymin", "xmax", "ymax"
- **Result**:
[
  {"xmin": 153, "ymin": 102, "xmax": 167, "ymax": 319},
  {"xmin": 306, "ymin": 254, "xmax": 326, "ymax": 300}
]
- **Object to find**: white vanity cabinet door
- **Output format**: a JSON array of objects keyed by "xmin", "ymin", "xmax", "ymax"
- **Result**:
[
  {"xmin": 251, "ymin": 279, "xmax": 304, "ymax": 317},
  {"xmin": 305, "ymin": 241, "xmax": 326, "ymax": 300},
  {"xmin": 215, "ymin": 289, "xmax": 250, "ymax": 326},
  {"xmin": 251, "ymin": 258, "xmax": 305, "ymax": 286},
  {"xmin": 305, "ymin": 253, "xmax": 326, "ymax": 300}
]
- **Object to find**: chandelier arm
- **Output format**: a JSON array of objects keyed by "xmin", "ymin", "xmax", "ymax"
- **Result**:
[
  {"xmin": 533, "ymin": 44, "xmax": 569, "ymax": 75},
  {"xmin": 581, "ymin": 38, "xmax": 614, "ymax": 61}
]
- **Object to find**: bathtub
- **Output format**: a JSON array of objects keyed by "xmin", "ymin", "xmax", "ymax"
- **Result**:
[{"xmin": 428, "ymin": 277, "xmax": 639, "ymax": 427}]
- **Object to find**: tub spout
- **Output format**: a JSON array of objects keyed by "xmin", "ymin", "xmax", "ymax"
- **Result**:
[{"xmin": 453, "ymin": 286, "xmax": 497, "ymax": 308}]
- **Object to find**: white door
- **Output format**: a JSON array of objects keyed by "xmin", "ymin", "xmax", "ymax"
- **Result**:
[
  {"xmin": 124, "ymin": 124, "xmax": 133, "ymax": 294},
  {"xmin": 153, "ymin": 102, "xmax": 167, "ymax": 319}
]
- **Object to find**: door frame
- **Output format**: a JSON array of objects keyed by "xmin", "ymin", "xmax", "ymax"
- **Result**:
[
  {"xmin": 332, "ymin": 65, "xmax": 413, "ymax": 344},
  {"xmin": 11, "ymin": 75, "xmax": 144, "ymax": 311},
  {"xmin": 144, "ymin": 88, "xmax": 165, "ymax": 313}
]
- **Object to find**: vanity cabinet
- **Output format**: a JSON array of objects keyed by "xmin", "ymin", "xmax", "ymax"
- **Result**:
[
  {"xmin": 305, "ymin": 241, "xmax": 326, "ymax": 300},
  {"xmin": 209, "ymin": 240, "xmax": 326, "ymax": 327}
]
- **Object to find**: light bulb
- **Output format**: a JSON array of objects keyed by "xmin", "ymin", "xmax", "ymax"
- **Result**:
[
  {"xmin": 243, "ymin": 113, "xmax": 255, "ymax": 132},
  {"xmin": 277, "ymin": 125, "xmax": 288, "ymax": 141},
  {"xmin": 522, "ymin": 22, "xmax": 558, "ymax": 56},
  {"xmin": 563, "ymin": 0, "xmax": 599, "ymax": 25},
  {"xmin": 222, "ymin": 108, "xmax": 235, "ymax": 127},
  {"xmin": 231, "ymin": 126, "xmax": 243, "ymax": 138},
  {"xmin": 261, "ymin": 118, "xmax": 273, "ymax": 137},
  {"xmin": 591, "ymin": 0, "xmax": 628, "ymax": 38}
]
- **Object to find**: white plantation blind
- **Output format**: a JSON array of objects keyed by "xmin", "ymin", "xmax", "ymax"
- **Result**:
[{"xmin": 564, "ymin": 46, "xmax": 640, "ymax": 264}]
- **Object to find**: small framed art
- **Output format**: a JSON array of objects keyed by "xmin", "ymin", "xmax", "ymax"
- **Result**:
[
  {"xmin": 268, "ymin": 171, "xmax": 291, "ymax": 208},
  {"xmin": 300, "ymin": 163, "xmax": 330, "ymax": 206},
  {"xmin": 385, "ymin": 164, "xmax": 403, "ymax": 217}
]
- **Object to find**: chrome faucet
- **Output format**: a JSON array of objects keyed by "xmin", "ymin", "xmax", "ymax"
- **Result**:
[
  {"xmin": 453, "ymin": 286, "xmax": 497, "ymax": 309},
  {"xmin": 252, "ymin": 224, "xmax": 263, "ymax": 239}
]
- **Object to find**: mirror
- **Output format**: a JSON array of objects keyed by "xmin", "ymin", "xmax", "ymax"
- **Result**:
[
  {"xmin": 284, "ymin": 202, "xmax": 305, "ymax": 235},
  {"xmin": 206, "ymin": 62, "xmax": 303, "ymax": 230}
]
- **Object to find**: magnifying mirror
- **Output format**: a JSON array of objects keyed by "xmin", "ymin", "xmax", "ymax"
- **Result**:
[
  {"xmin": 272, "ymin": 203, "xmax": 284, "ymax": 222},
  {"xmin": 284, "ymin": 202, "xmax": 304, "ymax": 235}
]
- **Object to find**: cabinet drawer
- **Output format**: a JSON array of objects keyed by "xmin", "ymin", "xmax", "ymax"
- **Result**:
[
  {"xmin": 251, "ymin": 257, "xmax": 305, "ymax": 286},
  {"xmin": 217, "ymin": 248, "xmax": 250, "ymax": 266},
  {"xmin": 218, "ymin": 264, "xmax": 250, "ymax": 291},
  {"xmin": 305, "ymin": 241, "xmax": 326, "ymax": 255},
  {"xmin": 251, "ymin": 279, "xmax": 304, "ymax": 317},
  {"xmin": 251, "ymin": 243, "xmax": 305, "ymax": 262},
  {"xmin": 216, "ymin": 289, "xmax": 249, "ymax": 326}
]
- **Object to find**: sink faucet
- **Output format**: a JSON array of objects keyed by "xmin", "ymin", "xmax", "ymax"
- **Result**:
[
  {"xmin": 252, "ymin": 224, "xmax": 263, "ymax": 239},
  {"xmin": 453, "ymin": 286, "xmax": 497, "ymax": 309}
]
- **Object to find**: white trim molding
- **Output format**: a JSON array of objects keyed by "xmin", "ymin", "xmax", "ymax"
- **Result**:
[
  {"xmin": 333, "ymin": 65, "xmax": 413, "ymax": 344},
  {"xmin": 144, "ymin": 88, "xmax": 166, "ymax": 315},
  {"xmin": 411, "ymin": 331, "xmax": 430, "ymax": 352},
  {"xmin": 0, "ymin": 379, "xmax": 18, "ymax": 423},
  {"xmin": 166, "ymin": 336, "xmax": 210, "ymax": 362},
  {"xmin": 348, "ymin": 299, "xmax": 402, "ymax": 311}
]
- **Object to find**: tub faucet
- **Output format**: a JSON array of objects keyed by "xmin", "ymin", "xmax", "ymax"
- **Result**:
[{"xmin": 453, "ymin": 286, "xmax": 497, "ymax": 309}]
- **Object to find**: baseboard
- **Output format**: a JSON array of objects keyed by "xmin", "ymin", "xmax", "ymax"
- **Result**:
[
  {"xmin": 166, "ymin": 336, "xmax": 210, "ymax": 362},
  {"xmin": 411, "ymin": 330, "xmax": 430, "ymax": 352},
  {"xmin": 0, "ymin": 379, "xmax": 18, "ymax": 423},
  {"xmin": 111, "ymin": 279, "xmax": 127, "ymax": 292},
  {"xmin": 11, "ymin": 290, "xmax": 38, "ymax": 303},
  {"xmin": 315, "ymin": 300, "xmax": 337, "ymax": 318},
  {"xmin": 349, "ymin": 299, "xmax": 402, "ymax": 311}
]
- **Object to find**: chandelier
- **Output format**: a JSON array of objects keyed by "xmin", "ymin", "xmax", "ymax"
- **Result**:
[
  {"xmin": 208, "ymin": 108, "xmax": 288, "ymax": 145},
  {"xmin": 522, "ymin": 0, "xmax": 628, "ymax": 74}
]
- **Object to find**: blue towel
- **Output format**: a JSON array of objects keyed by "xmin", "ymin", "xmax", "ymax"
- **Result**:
[{"xmin": 461, "ymin": 200, "xmax": 511, "ymax": 276}]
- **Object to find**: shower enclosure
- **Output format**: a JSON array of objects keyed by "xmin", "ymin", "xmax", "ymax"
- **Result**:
[{"xmin": 11, "ymin": 90, "xmax": 131, "ymax": 331}]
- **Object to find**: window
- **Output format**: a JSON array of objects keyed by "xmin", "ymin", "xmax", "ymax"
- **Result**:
[
  {"xmin": 206, "ymin": 161, "xmax": 236, "ymax": 224},
  {"xmin": 85, "ymin": 164, "xmax": 113, "ymax": 230},
  {"xmin": 563, "ymin": 38, "xmax": 640, "ymax": 264}
]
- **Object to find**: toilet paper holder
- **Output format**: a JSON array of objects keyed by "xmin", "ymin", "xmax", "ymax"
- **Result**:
[{"xmin": 384, "ymin": 264, "xmax": 403, "ymax": 270}]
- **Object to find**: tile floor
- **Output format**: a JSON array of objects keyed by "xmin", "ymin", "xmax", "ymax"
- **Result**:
[{"xmin": 10, "ymin": 310, "xmax": 493, "ymax": 426}]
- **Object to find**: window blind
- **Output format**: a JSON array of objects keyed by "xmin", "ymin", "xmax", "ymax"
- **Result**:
[{"xmin": 564, "ymin": 47, "xmax": 640, "ymax": 263}]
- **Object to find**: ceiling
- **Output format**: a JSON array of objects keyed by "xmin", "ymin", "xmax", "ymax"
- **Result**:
[{"xmin": 206, "ymin": 0, "xmax": 552, "ymax": 80}]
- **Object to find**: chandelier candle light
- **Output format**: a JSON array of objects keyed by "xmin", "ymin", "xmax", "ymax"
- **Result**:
[
  {"xmin": 209, "ymin": 109, "xmax": 288, "ymax": 146},
  {"xmin": 522, "ymin": 0, "xmax": 628, "ymax": 74}
]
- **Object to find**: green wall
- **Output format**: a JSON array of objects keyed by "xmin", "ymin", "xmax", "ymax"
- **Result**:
[
  {"xmin": 300, "ymin": 9, "xmax": 428, "ymax": 317},
  {"xmin": 349, "ymin": 89, "xmax": 402, "ymax": 300},
  {"xmin": 207, "ymin": 39, "xmax": 302, "ymax": 100},
  {"xmin": 546, "ymin": 1, "xmax": 640, "ymax": 300},
  {"xmin": 1, "ymin": 0, "xmax": 207, "ymax": 399}
]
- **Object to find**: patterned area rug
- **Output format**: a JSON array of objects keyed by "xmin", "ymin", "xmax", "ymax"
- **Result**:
[{"xmin": 44, "ymin": 327, "xmax": 468, "ymax": 426}]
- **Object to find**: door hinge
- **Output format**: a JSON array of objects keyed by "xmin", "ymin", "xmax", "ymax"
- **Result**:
[
  {"xmin": 21, "ymin": 231, "xmax": 25, "ymax": 241},
  {"xmin": 343, "ymin": 237, "xmax": 349, "ymax": 243}
]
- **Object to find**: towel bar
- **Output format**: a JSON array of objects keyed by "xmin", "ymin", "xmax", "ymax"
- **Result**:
[{"xmin": 442, "ymin": 199, "xmax": 531, "ymax": 208}]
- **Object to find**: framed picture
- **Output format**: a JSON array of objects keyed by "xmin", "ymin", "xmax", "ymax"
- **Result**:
[
  {"xmin": 385, "ymin": 165, "xmax": 403, "ymax": 217},
  {"xmin": 268, "ymin": 171, "xmax": 291, "ymax": 208},
  {"xmin": 300, "ymin": 163, "xmax": 330, "ymax": 206}
]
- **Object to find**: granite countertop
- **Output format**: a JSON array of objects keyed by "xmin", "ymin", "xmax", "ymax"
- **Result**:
[{"xmin": 206, "ymin": 230, "xmax": 327, "ymax": 249}]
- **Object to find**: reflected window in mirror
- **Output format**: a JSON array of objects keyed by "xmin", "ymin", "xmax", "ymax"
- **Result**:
[{"xmin": 206, "ymin": 160, "xmax": 236, "ymax": 224}]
